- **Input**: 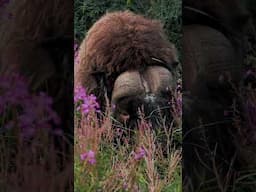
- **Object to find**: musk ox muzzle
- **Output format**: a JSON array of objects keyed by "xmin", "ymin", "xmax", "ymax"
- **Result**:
[{"xmin": 111, "ymin": 65, "xmax": 175, "ymax": 127}]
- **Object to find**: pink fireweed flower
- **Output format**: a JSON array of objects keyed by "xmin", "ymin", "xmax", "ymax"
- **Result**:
[
  {"xmin": 133, "ymin": 147, "xmax": 146, "ymax": 160},
  {"xmin": 115, "ymin": 128, "xmax": 124, "ymax": 137},
  {"xmin": 74, "ymin": 85, "xmax": 86, "ymax": 103},
  {"xmin": 123, "ymin": 183, "xmax": 128, "ymax": 191},
  {"xmin": 80, "ymin": 153, "xmax": 87, "ymax": 161},
  {"xmin": 80, "ymin": 150, "xmax": 96, "ymax": 165},
  {"xmin": 0, "ymin": 73, "xmax": 61, "ymax": 138},
  {"xmin": 74, "ymin": 86, "xmax": 100, "ymax": 115}
]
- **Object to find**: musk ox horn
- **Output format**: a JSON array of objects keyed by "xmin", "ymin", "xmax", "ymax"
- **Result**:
[
  {"xmin": 143, "ymin": 66, "xmax": 174, "ymax": 93},
  {"xmin": 111, "ymin": 71, "xmax": 145, "ymax": 105},
  {"xmin": 111, "ymin": 66, "xmax": 174, "ymax": 106}
]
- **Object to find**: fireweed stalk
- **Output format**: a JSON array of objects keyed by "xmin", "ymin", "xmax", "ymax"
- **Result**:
[
  {"xmin": 74, "ymin": 86, "xmax": 102, "ymax": 167},
  {"xmin": 0, "ymin": 72, "xmax": 73, "ymax": 191},
  {"xmin": 74, "ymin": 84, "xmax": 182, "ymax": 191},
  {"xmin": 74, "ymin": 40, "xmax": 181, "ymax": 191}
]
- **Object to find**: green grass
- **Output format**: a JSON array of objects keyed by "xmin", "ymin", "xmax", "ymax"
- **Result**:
[{"xmin": 74, "ymin": 109, "xmax": 182, "ymax": 192}]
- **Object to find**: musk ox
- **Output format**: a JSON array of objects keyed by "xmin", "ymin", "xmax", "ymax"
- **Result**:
[
  {"xmin": 75, "ymin": 11, "xmax": 179, "ymax": 127},
  {"xmin": 182, "ymin": 1, "xmax": 255, "ymax": 191},
  {"xmin": 0, "ymin": 0, "xmax": 73, "ymax": 133}
]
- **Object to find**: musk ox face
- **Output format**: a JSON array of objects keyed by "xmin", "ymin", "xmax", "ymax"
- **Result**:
[
  {"xmin": 112, "ymin": 65, "xmax": 175, "ymax": 126},
  {"xmin": 75, "ymin": 11, "xmax": 179, "ymax": 128}
]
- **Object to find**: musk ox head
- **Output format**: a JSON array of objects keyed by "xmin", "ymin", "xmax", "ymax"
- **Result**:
[{"xmin": 75, "ymin": 11, "xmax": 179, "ymax": 127}]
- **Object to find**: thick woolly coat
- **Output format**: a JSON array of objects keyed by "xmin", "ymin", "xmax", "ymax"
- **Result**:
[{"xmin": 75, "ymin": 11, "xmax": 177, "ymax": 103}]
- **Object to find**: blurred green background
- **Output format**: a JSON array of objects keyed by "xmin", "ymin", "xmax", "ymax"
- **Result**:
[{"xmin": 74, "ymin": 0, "xmax": 181, "ymax": 52}]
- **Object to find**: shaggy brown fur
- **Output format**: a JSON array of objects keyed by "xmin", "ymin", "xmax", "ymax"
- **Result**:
[{"xmin": 75, "ymin": 11, "xmax": 177, "ymax": 99}]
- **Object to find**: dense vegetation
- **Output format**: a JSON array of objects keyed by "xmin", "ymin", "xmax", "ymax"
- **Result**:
[
  {"xmin": 74, "ymin": 1, "xmax": 182, "ymax": 191},
  {"xmin": 74, "ymin": 0, "xmax": 181, "ymax": 51}
]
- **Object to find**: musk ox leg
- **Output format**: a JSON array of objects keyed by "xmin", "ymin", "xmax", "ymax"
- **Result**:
[{"xmin": 182, "ymin": 25, "xmax": 242, "ymax": 190}]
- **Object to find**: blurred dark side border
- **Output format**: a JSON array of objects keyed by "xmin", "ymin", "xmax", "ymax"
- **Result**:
[
  {"xmin": 0, "ymin": 0, "xmax": 74, "ymax": 191},
  {"xmin": 182, "ymin": 0, "xmax": 256, "ymax": 191}
]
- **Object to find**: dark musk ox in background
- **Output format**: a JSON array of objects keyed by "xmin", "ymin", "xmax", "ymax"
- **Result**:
[
  {"xmin": 75, "ymin": 11, "xmax": 179, "ymax": 128},
  {"xmin": 0, "ymin": 0, "xmax": 73, "ymax": 135},
  {"xmin": 182, "ymin": 0, "xmax": 255, "ymax": 191}
]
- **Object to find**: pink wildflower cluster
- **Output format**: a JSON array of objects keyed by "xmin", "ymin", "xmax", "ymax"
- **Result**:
[
  {"xmin": 80, "ymin": 150, "xmax": 96, "ymax": 165},
  {"xmin": 74, "ymin": 86, "xmax": 100, "ymax": 115},
  {"xmin": 133, "ymin": 146, "xmax": 146, "ymax": 161},
  {"xmin": 0, "ymin": 73, "xmax": 61, "ymax": 137}
]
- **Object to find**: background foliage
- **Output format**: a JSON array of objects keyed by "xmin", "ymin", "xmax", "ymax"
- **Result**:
[{"xmin": 74, "ymin": 0, "xmax": 181, "ymax": 51}]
